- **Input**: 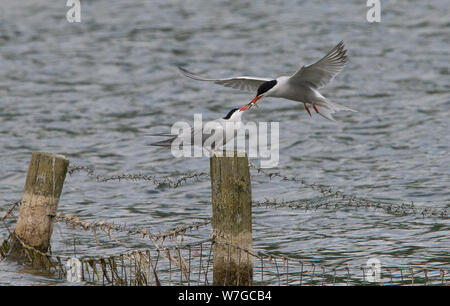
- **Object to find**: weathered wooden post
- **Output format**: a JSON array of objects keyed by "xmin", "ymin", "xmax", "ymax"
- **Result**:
[
  {"xmin": 210, "ymin": 151, "xmax": 253, "ymax": 285},
  {"xmin": 8, "ymin": 152, "xmax": 69, "ymax": 260}
]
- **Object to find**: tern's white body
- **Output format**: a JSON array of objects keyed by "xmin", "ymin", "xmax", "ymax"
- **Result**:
[
  {"xmin": 178, "ymin": 41, "xmax": 356, "ymax": 120},
  {"xmin": 149, "ymin": 107, "xmax": 245, "ymax": 151}
]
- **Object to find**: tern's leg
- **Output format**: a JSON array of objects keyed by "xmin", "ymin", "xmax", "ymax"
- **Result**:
[
  {"xmin": 313, "ymin": 104, "xmax": 319, "ymax": 113},
  {"xmin": 304, "ymin": 103, "xmax": 312, "ymax": 116}
]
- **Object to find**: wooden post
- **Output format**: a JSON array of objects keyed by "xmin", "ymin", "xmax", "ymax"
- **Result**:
[
  {"xmin": 8, "ymin": 152, "xmax": 69, "ymax": 259},
  {"xmin": 210, "ymin": 151, "xmax": 252, "ymax": 286}
]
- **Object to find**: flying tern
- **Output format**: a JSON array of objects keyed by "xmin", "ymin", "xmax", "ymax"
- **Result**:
[{"xmin": 178, "ymin": 41, "xmax": 356, "ymax": 120}]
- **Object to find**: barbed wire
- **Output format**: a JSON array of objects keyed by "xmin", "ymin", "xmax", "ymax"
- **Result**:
[
  {"xmin": 66, "ymin": 162, "xmax": 448, "ymax": 218},
  {"xmin": 2, "ymin": 205, "xmax": 448, "ymax": 286},
  {"xmin": 53, "ymin": 212, "xmax": 214, "ymax": 278},
  {"xmin": 68, "ymin": 164, "xmax": 209, "ymax": 188},
  {"xmin": 1, "ymin": 200, "xmax": 21, "ymax": 239},
  {"xmin": 55, "ymin": 213, "xmax": 211, "ymax": 244},
  {"xmin": 211, "ymin": 238, "xmax": 449, "ymax": 286},
  {"xmin": 1, "ymin": 227, "xmax": 216, "ymax": 286},
  {"xmin": 253, "ymin": 197, "xmax": 449, "ymax": 218},
  {"xmin": 2, "ymin": 160, "xmax": 448, "ymax": 285},
  {"xmin": 1, "ymin": 200, "xmax": 21, "ymax": 221},
  {"xmin": 248, "ymin": 162, "xmax": 448, "ymax": 218},
  {"xmin": 2, "ymin": 233, "xmax": 448, "ymax": 286}
]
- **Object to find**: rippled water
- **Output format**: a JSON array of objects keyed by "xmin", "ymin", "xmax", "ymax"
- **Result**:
[{"xmin": 0, "ymin": 0, "xmax": 449, "ymax": 285}]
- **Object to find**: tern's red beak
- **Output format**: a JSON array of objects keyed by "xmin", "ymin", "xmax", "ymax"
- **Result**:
[
  {"xmin": 239, "ymin": 104, "xmax": 250, "ymax": 111},
  {"xmin": 250, "ymin": 95, "xmax": 263, "ymax": 104}
]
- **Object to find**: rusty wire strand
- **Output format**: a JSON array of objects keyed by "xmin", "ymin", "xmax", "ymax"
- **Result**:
[
  {"xmin": 53, "ymin": 213, "xmax": 212, "ymax": 279},
  {"xmin": 54, "ymin": 213, "xmax": 211, "ymax": 244},
  {"xmin": 1, "ymin": 200, "xmax": 21, "ymax": 221}
]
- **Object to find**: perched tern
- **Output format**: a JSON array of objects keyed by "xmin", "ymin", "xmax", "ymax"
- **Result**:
[
  {"xmin": 148, "ymin": 104, "xmax": 249, "ymax": 152},
  {"xmin": 178, "ymin": 41, "xmax": 356, "ymax": 120}
]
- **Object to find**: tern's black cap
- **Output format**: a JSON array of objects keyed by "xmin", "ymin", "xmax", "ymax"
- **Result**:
[
  {"xmin": 256, "ymin": 80, "xmax": 277, "ymax": 96},
  {"xmin": 223, "ymin": 108, "xmax": 240, "ymax": 120}
]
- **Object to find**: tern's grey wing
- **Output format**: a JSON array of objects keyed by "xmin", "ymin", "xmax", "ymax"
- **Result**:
[
  {"xmin": 289, "ymin": 41, "xmax": 347, "ymax": 89},
  {"xmin": 148, "ymin": 136, "xmax": 177, "ymax": 147},
  {"xmin": 177, "ymin": 66, "xmax": 271, "ymax": 92},
  {"xmin": 146, "ymin": 133, "xmax": 178, "ymax": 137},
  {"xmin": 173, "ymin": 124, "xmax": 214, "ymax": 147}
]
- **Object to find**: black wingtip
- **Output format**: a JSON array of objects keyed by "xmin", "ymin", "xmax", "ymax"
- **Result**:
[
  {"xmin": 177, "ymin": 65, "xmax": 187, "ymax": 72},
  {"xmin": 145, "ymin": 133, "xmax": 177, "ymax": 137},
  {"xmin": 147, "ymin": 143, "xmax": 171, "ymax": 147}
]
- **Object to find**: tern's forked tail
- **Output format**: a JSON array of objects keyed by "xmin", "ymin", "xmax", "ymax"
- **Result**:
[{"xmin": 315, "ymin": 100, "xmax": 357, "ymax": 121}]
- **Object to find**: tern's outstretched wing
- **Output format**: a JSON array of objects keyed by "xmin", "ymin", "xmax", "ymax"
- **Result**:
[
  {"xmin": 148, "ymin": 136, "xmax": 178, "ymax": 147},
  {"xmin": 289, "ymin": 41, "xmax": 347, "ymax": 89},
  {"xmin": 147, "ymin": 124, "xmax": 218, "ymax": 148},
  {"xmin": 148, "ymin": 120, "xmax": 229, "ymax": 149},
  {"xmin": 177, "ymin": 66, "xmax": 271, "ymax": 93}
]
